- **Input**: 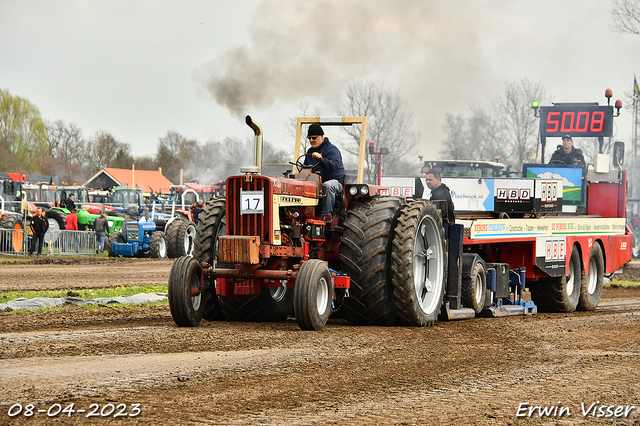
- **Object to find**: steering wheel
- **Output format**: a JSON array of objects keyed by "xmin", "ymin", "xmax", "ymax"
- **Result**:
[
  {"xmin": 290, "ymin": 154, "xmax": 321, "ymax": 173},
  {"xmin": 548, "ymin": 160, "xmax": 567, "ymax": 164}
]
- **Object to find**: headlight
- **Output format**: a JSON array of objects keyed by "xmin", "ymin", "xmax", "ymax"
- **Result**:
[
  {"xmin": 349, "ymin": 186, "xmax": 358, "ymax": 196},
  {"xmin": 360, "ymin": 186, "xmax": 369, "ymax": 195}
]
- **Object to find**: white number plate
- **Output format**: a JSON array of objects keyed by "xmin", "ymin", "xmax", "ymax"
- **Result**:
[{"xmin": 240, "ymin": 190, "xmax": 264, "ymax": 214}]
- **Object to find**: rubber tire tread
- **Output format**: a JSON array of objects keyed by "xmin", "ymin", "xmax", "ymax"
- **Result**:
[
  {"xmin": 45, "ymin": 209, "xmax": 67, "ymax": 230},
  {"xmin": 168, "ymin": 256, "xmax": 205, "ymax": 327},
  {"xmin": 461, "ymin": 261, "xmax": 486, "ymax": 314},
  {"xmin": 193, "ymin": 197, "xmax": 226, "ymax": 321},
  {"xmin": 293, "ymin": 259, "xmax": 333, "ymax": 330},
  {"xmin": 530, "ymin": 246, "xmax": 581, "ymax": 313},
  {"xmin": 391, "ymin": 200, "xmax": 446, "ymax": 327},
  {"xmin": 166, "ymin": 219, "xmax": 196, "ymax": 258},
  {"xmin": 577, "ymin": 243, "xmax": 604, "ymax": 311},
  {"xmin": 339, "ymin": 196, "xmax": 406, "ymax": 325},
  {"xmin": 149, "ymin": 231, "xmax": 167, "ymax": 259},
  {"xmin": 106, "ymin": 231, "xmax": 125, "ymax": 257}
]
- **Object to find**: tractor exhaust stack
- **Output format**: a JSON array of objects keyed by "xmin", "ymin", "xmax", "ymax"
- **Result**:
[{"xmin": 245, "ymin": 115, "xmax": 263, "ymax": 174}]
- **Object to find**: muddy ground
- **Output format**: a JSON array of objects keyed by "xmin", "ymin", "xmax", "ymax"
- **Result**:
[{"xmin": 0, "ymin": 259, "xmax": 639, "ymax": 425}]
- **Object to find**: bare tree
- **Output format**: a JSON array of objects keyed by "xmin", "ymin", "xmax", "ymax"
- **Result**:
[
  {"xmin": 340, "ymin": 82, "xmax": 417, "ymax": 182},
  {"xmin": 156, "ymin": 131, "xmax": 199, "ymax": 183},
  {"xmin": 497, "ymin": 79, "xmax": 546, "ymax": 170},
  {"xmin": 612, "ymin": 0, "xmax": 640, "ymax": 34},
  {"xmin": 439, "ymin": 113, "xmax": 471, "ymax": 159},
  {"xmin": 82, "ymin": 131, "xmax": 132, "ymax": 180},
  {"xmin": 45, "ymin": 120, "xmax": 84, "ymax": 160}
]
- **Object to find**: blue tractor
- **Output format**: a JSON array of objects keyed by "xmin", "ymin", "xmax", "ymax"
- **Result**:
[{"xmin": 107, "ymin": 220, "xmax": 167, "ymax": 258}]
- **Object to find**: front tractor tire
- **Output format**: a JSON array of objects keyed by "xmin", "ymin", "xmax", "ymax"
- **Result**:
[
  {"xmin": 166, "ymin": 219, "xmax": 196, "ymax": 258},
  {"xmin": 168, "ymin": 256, "xmax": 206, "ymax": 327},
  {"xmin": 391, "ymin": 200, "xmax": 446, "ymax": 327},
  {"xmin": 339, "ymin": 196, "xmax": 406, "ymax": 325},
  {"xmin": 530, "ymin": 245, "xmax": 582, "ymax": 312},
  {"xmin": 106, "ymin": 231, "xmax": 125, "ymax": 257},
  {"xmin": 194, "ymin": 197, "xmax": 227, "ymax": 321},
  {"xmin": 294, "ymin": 259, "xmax": 333, "ymax": 330},
  {"xmin": 149, "ymin": 231, "xmax": 167, "ymax": 259},
  {"xmin": 632, "ymin": 225, "xmax": 640, "ymax": 259}
]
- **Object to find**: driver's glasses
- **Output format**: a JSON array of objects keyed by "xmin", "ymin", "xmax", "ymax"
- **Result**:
[{"xmin": 308, "ymin": 136, "xmax": 318, "ymax": 140}]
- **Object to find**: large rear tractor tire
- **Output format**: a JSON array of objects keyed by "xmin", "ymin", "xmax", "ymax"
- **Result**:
[
  {"xmin": 168, "ymin": 256, "xmax": 205, "ymax": 327},
  {"xmin": 461, "ymin": 261, "xmax": 486, "ymax": 314},
  {"xmin": 530, "ymin": 245, "xmax": 582, "ymax": 312},
  {"xmin": 46, "ymin": 209, "xmax": 67, "ymax": 231},
  {"xmin": 578, "ymin": 243, "xmax": 604, "ymax": 311},
  {"xmin": 339, "ymin": 196, "xmax": 406, "ymax": 325},
  {"xmin": 391, "ymin": 200, "xmax": 446, "ymax": 327},
  {"xmin": 166, "ymin": 219, "xmax": 196, "ymax": 258},
  {"xmin": 0, "ymin": 214, "xmax": 25, "ymax": 253},
  {"xmin": 293, "ymin": 259, "xmax": 333, "ymax": 330},
  {"xmin": 149, "ymin": 231, "xmax": 167, "ymax": 259},
  {"xmin": 106, "ymin": 231, "xmax": 125, "ymax": 257},
  {"xmin": 194, "ymin": 197, "xmax": 226, "ymax": 321}
]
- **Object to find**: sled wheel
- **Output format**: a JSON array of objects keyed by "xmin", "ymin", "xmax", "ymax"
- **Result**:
[
  {"xmin": 294, "ymin": 259, "xmax": 333, "ymax": 331},
  {"xmin": 168, "ymin": 256, "xmax": 205, "ymax": 327},
  {"xmin": 633, "ymin": 226, "xmax": 640, "ymax": 259},
  {"xmin": 530, "ymin": 245, "xmax": 581, "ymax": 313},
  {"xmin": 461, "ymin": 261, "xmax": 486, "ymax": 314},
  {"xmin": 578, "ymin": 243, "xmax": 604, "ymax": 311}
]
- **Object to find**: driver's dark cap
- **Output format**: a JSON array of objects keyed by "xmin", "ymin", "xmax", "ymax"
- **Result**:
[
  {"xmin": 307, "ymin": 124, "xmax": 324, "ymax": 137},
  {"xmin": 562, "ymin": 134, "xmax": 572, "ymax": 140}
]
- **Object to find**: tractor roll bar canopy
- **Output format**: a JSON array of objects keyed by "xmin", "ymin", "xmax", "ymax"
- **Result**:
[{"xmin": 294, "ymin": 116, "xmax": 368, "ymax": 184}]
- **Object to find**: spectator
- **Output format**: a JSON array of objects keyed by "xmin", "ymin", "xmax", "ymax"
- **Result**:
[
  {"xmin": 192, "ymin": 199, "xmax": 204, "ymax": 225},
  {"xmin": 29, "ymin": 208, "xmax": 49, "ymax": 255},
  {"xmin": 93, "ymin": 213, "xmax": 110, "ymax": 253},
  {"xmin": 65, "ymin": 208, "xmax": 79, "ymax": 231}
]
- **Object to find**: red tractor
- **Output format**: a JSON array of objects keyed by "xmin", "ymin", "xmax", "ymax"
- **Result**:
[{"xmin": 168, "ymin": 116, "xmax": 446, "ymax": 330}]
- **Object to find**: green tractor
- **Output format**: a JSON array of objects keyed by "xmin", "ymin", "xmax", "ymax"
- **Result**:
[{"xmin": 45, "ymin": 185, "xmax": 125, "ymax": 232}]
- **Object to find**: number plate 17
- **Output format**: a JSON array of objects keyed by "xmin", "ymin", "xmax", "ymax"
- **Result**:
[{"xmin": 240, "ymin": 190, "xmax": 264, "ymax": 215}]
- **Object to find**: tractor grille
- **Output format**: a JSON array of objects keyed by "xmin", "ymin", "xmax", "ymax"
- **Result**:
[
  {"xmin": 126, "ymin": 223, "xmax": 139, "ymax": 241},
  {"xmin": 226, "ymin": 176, "xmax": 272, "ymax": 244}
]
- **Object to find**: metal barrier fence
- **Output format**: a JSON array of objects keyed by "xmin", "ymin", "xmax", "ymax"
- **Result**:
[{"xmin": 0, "ymin": 229, "xmax": 97, "ymax": 256}]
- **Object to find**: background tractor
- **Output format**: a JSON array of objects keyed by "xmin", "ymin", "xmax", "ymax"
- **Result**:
[{"xmin": 106, "ymin": 219, "xmax": 167, "ymax": 258}]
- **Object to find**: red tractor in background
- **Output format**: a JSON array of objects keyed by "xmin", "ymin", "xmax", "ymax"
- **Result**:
[{"xmin": 168, "ymin": 116, "xmax": 442, "ymax": 330}]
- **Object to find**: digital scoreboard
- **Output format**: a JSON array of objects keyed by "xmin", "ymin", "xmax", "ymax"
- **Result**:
[{"xmin": 539, "ymin": 105, "xmax": 613, "ymax": 138}]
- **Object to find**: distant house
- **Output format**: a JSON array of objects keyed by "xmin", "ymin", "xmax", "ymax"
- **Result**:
[{"xmin": 84, "ymin": 168, "xmax": 174, "ymax": 196}]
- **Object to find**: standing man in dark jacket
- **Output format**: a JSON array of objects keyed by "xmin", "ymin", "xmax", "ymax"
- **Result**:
[
  {"xmin": 94, "ymin": 213, "xmax": 110, "ymax": 253},
  {"xmin": 425, "ymin": 168, "xmax": 454, "ymax": 223},
  {"xmin": 549, "ymin": 134, "xmax": 585, "ymax": 165},
  {"xmin": 29, "ymin": 208, "xmax": 49, "ymax": 255},
  {"xmin": 303, "ymin": 123, "xmax": 345, "ymax": 221}
]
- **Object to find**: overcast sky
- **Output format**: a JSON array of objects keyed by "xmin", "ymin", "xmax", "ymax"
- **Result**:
[{"xmin": 1, "ymin": 0, "xmax": 638, "ymax": 162}]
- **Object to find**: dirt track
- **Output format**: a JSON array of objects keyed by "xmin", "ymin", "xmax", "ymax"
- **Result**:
[{"xmin": 1, "ymin": 259, "xmax": 639, "ymax": 425}]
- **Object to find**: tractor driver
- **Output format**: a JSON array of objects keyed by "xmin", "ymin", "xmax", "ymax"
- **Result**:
[{"xmin": 303, "ymin": 123, "xmax": 345, "ymax": 222}]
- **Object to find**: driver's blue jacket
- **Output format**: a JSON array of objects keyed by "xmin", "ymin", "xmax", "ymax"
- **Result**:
[{"xmin": 304, "ymin": 137, "xmax": 345, "ymax": 183}]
